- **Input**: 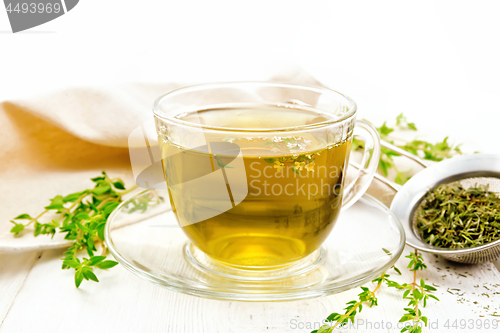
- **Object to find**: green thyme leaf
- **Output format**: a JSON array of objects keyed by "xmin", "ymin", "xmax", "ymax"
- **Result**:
[
  {"xmin": 92, "ymin": 182, "xmax": 112, "ymax": 195},
  {"xmin": 97, "ymin": 260, "xmax": 119, "ymax": 269},
  {"xmin": 112, "ymin": 180, "xmax": 125, "ymax": 190},
  {"xmin": 88, "ymin": 256, "xmax": 106, "ymax": 266},
  {"xmin": 75, "ymin": 270, "xmax": 84, "ymax": 288},
  {"xmin": 63, "ymin": 259, "xmax": 80, "ymax": 269},
  {"xmin": 377, "ymin": 122, "xmax": 394, "ymax": 138},
  {"xmin": 63, "ymin": 191, "xmax": 88, "ymax": 203},
  {"xmin": 351, "ymin": 137, "xmax": 365, "ymax": 151},
  {"xmin": 14, "ymin": 213, "xmax": 32, "ymax": 220},
  {"xmin": 85, "ymin": 270, "xmax": 99, "ymax": 282},
  {"xmin": 395, "ymin": 171, "xmax": 411, "ymax": 185},
  {"xmin": 44, "ymin": 203, "xmax": 65, "ymax": 210},
  {"xmin": 10, "ymin": 222, "xmax": 25, "ymax": 235}
]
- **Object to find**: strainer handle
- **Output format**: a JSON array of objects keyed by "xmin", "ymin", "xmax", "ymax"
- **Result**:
[
  {"xmin": 341, "ymin": 120, "xmax": 381, "ymax": 211},
  {"xmin": 369, "ymin": 140, "xmax": 431, "ymax": 192},
  {"xmin": 380, "ymin": 140, "xmax": 430, "ymax": 168}
]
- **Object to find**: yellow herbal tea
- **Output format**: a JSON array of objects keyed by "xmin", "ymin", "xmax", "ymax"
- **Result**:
[{"xmin": 158, "ymin": 106, "xmax": 352, "ymax": 268}]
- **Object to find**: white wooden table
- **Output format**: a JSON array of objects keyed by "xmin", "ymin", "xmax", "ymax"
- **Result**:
[
  {"xmin": 2, "ymin": 1, "xmax": 500, "ymax": 331},
  {"xmin": 1, "ymin": 244, "xmax": 500, "ymax": 332}
]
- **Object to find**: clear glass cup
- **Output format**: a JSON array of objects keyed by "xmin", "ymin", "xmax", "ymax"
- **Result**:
[{"xmin": 153, "ymin": 82, "xmax": 380, "ymax": 271}]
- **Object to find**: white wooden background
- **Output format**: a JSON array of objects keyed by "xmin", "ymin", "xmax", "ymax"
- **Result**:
[
  {"xmin": 1, "ymin": 245, "xmax": 500, "ymax": 332},
  {"xmin": 2, "ymin": 1, "xmax": 500, "ymax": 332}
]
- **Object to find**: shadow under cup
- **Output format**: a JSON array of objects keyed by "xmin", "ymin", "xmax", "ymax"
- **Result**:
[{"xmin": 153, "ymin": 82, "xmax": 379, "ymax": 275}]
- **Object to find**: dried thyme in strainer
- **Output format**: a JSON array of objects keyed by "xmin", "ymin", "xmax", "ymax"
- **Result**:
[{"xmin": 415, "ymin": 183, "xmax": 500, "ymax": 248}]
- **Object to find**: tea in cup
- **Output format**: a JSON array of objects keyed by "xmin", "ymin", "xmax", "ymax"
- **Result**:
[{"xmin": 154, "ymin": 83, "xmax": 380, "ymax": 269}]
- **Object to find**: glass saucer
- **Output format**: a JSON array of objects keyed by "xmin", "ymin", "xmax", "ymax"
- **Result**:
[{"xmin": 105, "ymin": 189, "xmax": 405, "ymax": 301}]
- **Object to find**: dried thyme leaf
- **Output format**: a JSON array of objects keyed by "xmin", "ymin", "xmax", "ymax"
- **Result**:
[{"xmin": 416, "ymin": 183, "xmax": 500, "ymax": 248}]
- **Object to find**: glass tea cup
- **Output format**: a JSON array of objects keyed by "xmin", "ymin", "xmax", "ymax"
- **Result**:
[{"xmin": 153, "ymin": 82, "xmax": 380, "ymax": 271}]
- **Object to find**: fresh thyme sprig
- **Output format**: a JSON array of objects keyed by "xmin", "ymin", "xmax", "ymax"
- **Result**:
[
  {"xmin": 310, "ymin": 114, "xmax": 454, "ymax": 332},
  {"xmin": 10, "ymin": 171, "xmax": 137, "ymax": 288},
  {"xmin": 353, "ymin": 113, "xmax": 462, "ymax": 185},
  {"xmin": 311, "ymin": 270, "xmax": 389, "ymax": 333},
  {"xmin": 312, "ymin": 250, "xmax": 439, "ymax": 333},
  {"xmin": 386, "ymin": 250, "xmax": 440, "ymax": 333}
]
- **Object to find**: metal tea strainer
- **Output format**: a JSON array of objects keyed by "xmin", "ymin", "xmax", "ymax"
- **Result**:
[{"xmin": 375, "ymin": 140, "xmax": 500, "ymax": 264}]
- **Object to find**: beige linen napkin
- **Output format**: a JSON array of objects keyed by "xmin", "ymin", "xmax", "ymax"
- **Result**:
[{"xmin": 0, "ymin": 69, "xmax": 396, "ymax": 253}]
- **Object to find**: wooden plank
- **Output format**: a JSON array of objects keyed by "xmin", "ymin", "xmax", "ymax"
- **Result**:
[
  {"xmin": 1, "ymin": 247, "xmax": 499, "ymax": 332},
  {"xmin": 0, "ymin": 252, "xmax": 40, "ymax": 326}
]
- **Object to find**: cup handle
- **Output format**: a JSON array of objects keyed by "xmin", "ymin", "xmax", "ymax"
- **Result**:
[{"xmin": 341, "ymin": 119, "xmax": 381, "ymax": 211}]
